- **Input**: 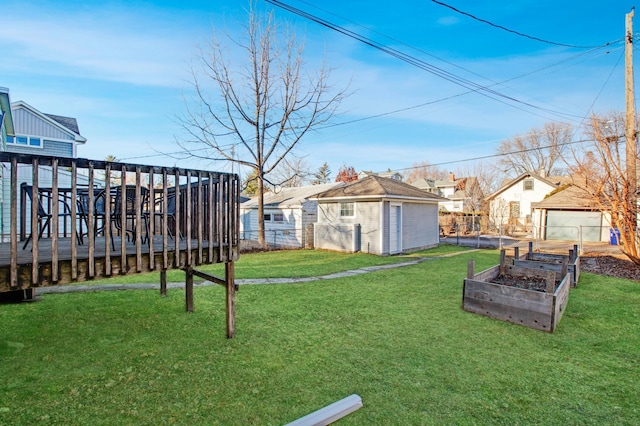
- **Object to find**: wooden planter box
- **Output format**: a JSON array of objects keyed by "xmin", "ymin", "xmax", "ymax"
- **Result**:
[
  {"xmin": 463, "ymin": 261, "xmax": 570, "ymax": 333},
  {"xmin": 511, "ymin": 244, "xmax": 580, "ymax": 288}
]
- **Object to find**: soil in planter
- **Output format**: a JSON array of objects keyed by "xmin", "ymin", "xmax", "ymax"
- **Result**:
[{"xmin": 491, "ymin": 274, "xmax": 560, "ymax": 292}]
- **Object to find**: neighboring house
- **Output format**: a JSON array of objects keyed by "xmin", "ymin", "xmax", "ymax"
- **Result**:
[
  {"xmin": 0, "ymin": 88, "xmax": 15, "ymax": 241},
  {"xmin": 412, "ymin": 173, "xmax": 481, "ymax": 213},
  {"xmin": 0, "ymin": 87, "xmax": 14, "ymax": 150},
  {"xmin": 239, "ymin": 182, "xmax": 341, "ymax": 248},
  {"xmin": 486, "ymin": 172, "xmax": 566, "ymax": 232},
  {"xmin": 531, "ymin": 185, "xmax": 611, "ymax": 242},
  {"xmin": 358, "ymin": 170, "xmax": 403, "ymax": 181},
  {"xmin": 5, "ymin": 100, "xmax": 86, "ymax": 157},
  {"xmin": 313, "ymin": 175, "xmax": 445, "ymax": 255},
  {"xmin": 1, "ymin": 98, "xmax": 87, "ymax": 241}
]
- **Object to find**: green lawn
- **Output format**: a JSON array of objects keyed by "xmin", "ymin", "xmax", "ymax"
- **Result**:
[
  {"xmin": 87, "ymin": 249, "xmax": 417, "ymax": 285},
  {"xmin": 1, "ymin": 248, "xmax": 639, "ymax": 425}
]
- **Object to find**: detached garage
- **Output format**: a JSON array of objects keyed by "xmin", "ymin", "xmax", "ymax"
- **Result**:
[
  {"xmin": 313, "ymin": 175, "xmax": 445, "ymax": 255},
  {"xmin": 532, "ymin": 186, "xmax": 610, "ymax": 243}
]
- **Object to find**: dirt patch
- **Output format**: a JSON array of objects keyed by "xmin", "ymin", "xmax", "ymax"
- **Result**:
[
  {"xmin": 580, "ymin": 252, "xmax": 640, "ymax": 282},
  {"xmin": 491, "ymin": 275, "xmax": 559, "ymax": 292}
]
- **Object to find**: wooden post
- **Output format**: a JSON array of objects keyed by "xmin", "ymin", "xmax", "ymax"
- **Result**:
[
  {"xmin": 226, "ymin": 261, "xmax": 236, "ymax": 339},
  {"xmin": 160, "ymin": 269, "xmax": 167, "ymax": 297},
  {"xmin": 514, "ymin": 246, "xmax": 520, "ymax": 260},
  {"xmin": 561, "ymin": 257, "xmax": 568, "ymax": 280},
  {"xmin": 466, "ymin": 259, "xmax": 475, "ymax": 279},
  {"xmin": 626, "ymin": 9, "xmax": 637, "ymax": 232},
  {"xmin": 528, "ymin": 241, "xmax": 533, "ymax": 254},
  {"xmin": 185, "ymin": 267, "xmax": 194, "ymax": 312},
  {"xmin": 573, "ymin": 244, "xmax": 579, "ymax": 261},
  {"xmin": 545, "ymin": 271, "xmax": 556, "ymax": 294},
  {"xmin": 499, "ymin": 249, "xmax": 506, "ymax": 276}
]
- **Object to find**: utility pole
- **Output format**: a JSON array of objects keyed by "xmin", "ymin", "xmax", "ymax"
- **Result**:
[{"xmin": 625, "ymin": 8, "xmax": 637, "ymax": 231}]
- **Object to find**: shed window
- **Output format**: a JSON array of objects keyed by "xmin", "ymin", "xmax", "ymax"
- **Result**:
[
  {"xmin": 273, "ymin": 213, "xmax": 284, "ymax": 222},
  {"xmin": 263, "ymin": 213, "xmax": 271, "ymax": 221},
  {"xmin": 523, "ymin": 179, "xmax": 534, "ymax": 190},
  {"xmin": 340, "ymin": 202, "xmax": 355, "ymax": 217}
]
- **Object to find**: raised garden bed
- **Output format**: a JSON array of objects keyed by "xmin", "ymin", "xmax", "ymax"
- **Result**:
[
  {"xmin": 511, "ymin": 244, "xmax": 580, "ymax": 287},
  {"xmin": 463, "ymin": 257, "xmax": 570, "ymax": 333}
]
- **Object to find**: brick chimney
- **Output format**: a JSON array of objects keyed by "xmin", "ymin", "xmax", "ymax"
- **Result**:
[{"xmin": 449, "ymin": 172, "xmax": 455, "ymax": 182}]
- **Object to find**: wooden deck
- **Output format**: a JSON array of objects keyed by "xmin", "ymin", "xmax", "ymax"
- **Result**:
[{"xmin": 1, "ymin": 152, "xmax": 241, "ymax": 337}]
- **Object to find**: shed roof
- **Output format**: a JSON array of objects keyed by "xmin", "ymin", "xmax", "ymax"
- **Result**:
[{"xmin": 314, "ymin": 175, "xmax": 446, "ymax": 201}]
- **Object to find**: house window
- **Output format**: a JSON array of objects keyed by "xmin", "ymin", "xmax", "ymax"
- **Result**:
[
  {"xmin": 6, "ymin": 135, "xmax": 43, "ymax": 148},
  {"xmin": 523, "ymin": 179, "xmax": 534, "ymax": 191},
  {"xmin": 273, "ymin": 213, "xmax": 284, "ymax": 222},
  {"xmin": 263, "ymin": 213, "xmax": 271, "ymax": 221},
  {"xmin": 340, "ymin": 202, "xmax": 354, "ymax": 217}
]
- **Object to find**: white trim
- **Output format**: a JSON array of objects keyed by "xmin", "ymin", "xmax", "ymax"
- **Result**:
[
  {"xmin": 379, "ymin": 200, "xmax": 384, "ymax": 254},
  {"xmin": 339, "ymin": 201, "xmax": 355, "ymax": 218},
  {"xmin": 390, "ymin": 202, "xmax": 403, "ymax": 254}
]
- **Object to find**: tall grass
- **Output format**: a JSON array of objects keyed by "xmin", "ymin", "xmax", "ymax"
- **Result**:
[{"xmin": 1, "ymin": 249, "xmax": 638, "ymax": 425}]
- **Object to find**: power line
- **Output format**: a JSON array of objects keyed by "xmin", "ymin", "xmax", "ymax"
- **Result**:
[
  {"xmin": 390, "ymin": 137, "xmax": 597, "ymax": 173},
  {"xmin": 266, "ymin": 0, "xmax": 612, "ymax": 124},
  {"xmin": 431, "ymin": 0, "xmax": 610, "ymax": 49},
  {"xmin": 319, "ymin": 43, "xmax": 621, "ymax": 130}
]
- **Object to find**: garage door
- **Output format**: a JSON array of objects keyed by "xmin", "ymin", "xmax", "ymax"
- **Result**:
[{"xmin": 545, "ymin": 211, "xmax": 602, "ymax": 242}]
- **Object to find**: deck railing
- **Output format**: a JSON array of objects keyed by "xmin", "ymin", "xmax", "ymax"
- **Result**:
[{"xmin": 0, "ymin": 152, "xmax": 240, "ymax": 290}]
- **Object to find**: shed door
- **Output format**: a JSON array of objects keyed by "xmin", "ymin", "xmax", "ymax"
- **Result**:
[
  {"xmin": 546, "ymin": 211, "xmax": 602, "ymax": 242},
  {"xmin": 389, "ymin": 204, "xmax": 402, "ymax": 254}
]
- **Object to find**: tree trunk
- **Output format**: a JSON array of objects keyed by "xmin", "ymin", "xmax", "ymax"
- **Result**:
[{"xmin": 257, "ymin": 172, "xmax": 265, "ymax": 248}]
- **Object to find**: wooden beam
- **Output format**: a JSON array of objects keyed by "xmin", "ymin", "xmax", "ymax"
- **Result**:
[
  {"xmin": 160, "ymin": 269, "xmax": 167, "ymax": 297},
  {"xmin": 190, "ymin": 268, "xmax": 226, "ymax": 286},
  {"xmin": 225, "ymin": 261, "xmax": 236, "ymax": 339},
  {"xmin": 546, "ymin": 271, "xmax": 556, "ymax": 294},
  {"xmin": 185, "ymin": 267, "xmax": 194, "ymax": 312}
]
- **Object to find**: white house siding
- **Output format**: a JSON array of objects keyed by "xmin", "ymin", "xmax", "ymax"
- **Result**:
[
  {"xmin": 402, "ymin": 202, "xmax": 439, "ymax": 251},
  {"xmin": 239, "ymin": 200, "xmax": 320, "ymax": 248},
  {"xmin": 314, "ymin": 223, "xmax": 359, "ymax": 252},
  {"xmin": 315, "ymin": 201, "xmax": 382, "ymax": 254},
  {"xmin": 490, "ymin": 179, "xmax": 556, "ymax": 229},
  {"xmin": 357, "ymin": 201, "xmax": 382, "ymax": 255}
]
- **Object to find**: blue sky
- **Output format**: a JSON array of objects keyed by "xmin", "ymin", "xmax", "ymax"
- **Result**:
[{"xmin": 0, "ymin": 0, "xmax": 633, "ymax": 179}]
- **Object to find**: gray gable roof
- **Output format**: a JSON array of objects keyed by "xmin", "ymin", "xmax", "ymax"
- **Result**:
[
  {"xmin": 242, "ymin": 182, "xmax": 342, "ymax": 208},
  {"xmin": 45, "ymin": 113, "xmax": 81, "ymax": 135},
  {"xmin": 315, "ymin": 175, "xmax": 446, "ymax": 201}
]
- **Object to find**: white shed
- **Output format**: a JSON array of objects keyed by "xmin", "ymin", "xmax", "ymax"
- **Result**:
[{"xmin": 313, "ymin": 175, "xmax": 445, "ymax": 255}]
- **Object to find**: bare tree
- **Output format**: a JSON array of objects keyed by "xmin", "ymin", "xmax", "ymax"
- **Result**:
[
  {"xmin": 403, "ymin": 160, "xmax": 447, "ymax": 184},
  {"xmin": 178, "ymin": 2, "xmax": 347, "ymax": 247},
  {"xmin": 496, "ymin": 122, "xmax": 573, "ymax": 177},
  {"xmin": 271, "ymin": 156, "xmax": 311, "ymax": 188},
  {"xmin": 570, "ymin": 113, "xmax": 639, "ymax": 264}
]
